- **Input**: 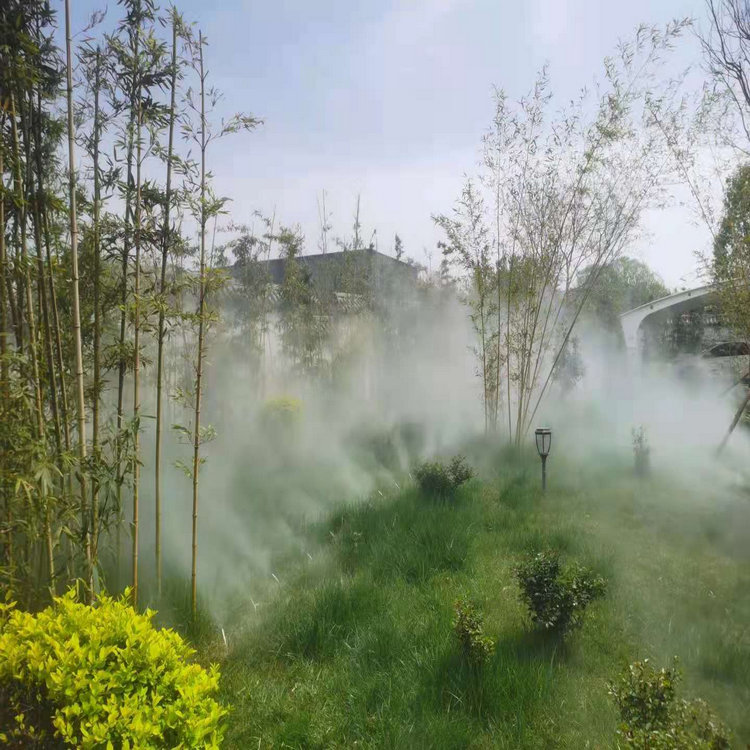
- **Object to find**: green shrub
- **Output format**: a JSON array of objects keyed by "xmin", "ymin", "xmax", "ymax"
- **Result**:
[
  {"xmin": 259, "ymin": 395, "xmax": 302, "ymax": 433},
  {"xmin": 453, "ymin": 599, "xmax": 495, "ymax": 666},
  {"xmin": 414, "ymin": 461, "xmax": 453, "ymax": 497},
  {"xmin": 609, "ymin": 660, "xmax": 730, "ymax": 749},
  {"xmin": 514, "ymin": 551, "xmax": 606, "ymax": 635},
  {"xmin": 448, "ymin": 455, "xmax": 474, "ymax": 486},
  {"xmin": 414, "ymin": 455, "xmax": 474, "ymax": 499},
  {"xmin": 0, "ymin": 590, "xmax": 227, "ymax": 749}
]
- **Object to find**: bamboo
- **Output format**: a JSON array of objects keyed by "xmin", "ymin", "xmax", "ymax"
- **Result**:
[
  {"xmin": 0, "ymin": 132, "xmax": 8, "ymax": 393},
  {"xmin": 155, "ymin": 13, "xmax": 178, "ymax": 598},
  {"xmin": 31, "ymin": 94, "xmax": 63, "ymax": 460},
  {"xmin": 116, "ymin": 11, "xmax": 140, "ymax": 594},
  {"xmin": 10, "ymin": 94, "xmax": 44, "ymax": 439},
  {"xmin": 131, "ymin": 94, "xmax": 143, "ymax": 608},
  {"xmin": 191, "ymin": 32, "xmax": 207, "ymax": 619},
  {"xmin": 41, "ymin": 208, "xmax": 71, "ymax": 456},
  {"xmin": 65, "ymin": 0, "xmax": 93, "ymax": 600},
  {"xmin": 91, "ymin": 49, "xmax": 103, "ymax": 567},
  {"xmin": 0, "ymin": 130, "xmax": 10, "ymax": 581}
]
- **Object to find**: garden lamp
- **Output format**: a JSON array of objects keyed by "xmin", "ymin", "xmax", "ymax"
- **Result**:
[{"xmin": 534, "ymin": 428, "xmax": 552, "ymax": 492}]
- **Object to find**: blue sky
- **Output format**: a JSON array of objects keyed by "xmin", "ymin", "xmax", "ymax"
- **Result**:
[{"xmin": 67, "ymin": 0, "xmax": 710, "ymax": 286}]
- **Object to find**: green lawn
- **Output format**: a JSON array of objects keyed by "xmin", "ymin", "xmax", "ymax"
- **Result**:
[{"xmin": 205, "ymin": 447, "xmax": 750, "ymax": 748}]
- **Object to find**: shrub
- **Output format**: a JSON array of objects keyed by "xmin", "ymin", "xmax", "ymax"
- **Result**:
[
  {"xmin": 453, "ymin": 599, "xmax": 495, "ymax": 666},
  {"xmin": 448, "ymin": 455, "xmax": 474, "ymax": 486},
  {"xmin": 514, "ymin": 551, "xmax": 606, "ymax": 635},
  {"xmin": 414, "ymin": 461, "xmax": 453, "ymax": 497},
  {"xmin": 609, "ymin": 659, "xmax": 730, "ymax": 749},
  {"xmin": 632, "ymin": 425, "xmax": 650, "ymax": 477},
  {"xmin": 414, "ymin": 455, "xmax": 474, "ymax": 499},
  {"xmin": 260, "ymin": 395, "xmax": 302, "ymax": 433},
  {"xmin": 0, "ymin": 590, "xmax": 227, "ymax": 749}
]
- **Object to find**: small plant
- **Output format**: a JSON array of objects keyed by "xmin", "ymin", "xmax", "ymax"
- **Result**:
[
  {"xmin": 609, "ymin": 659, "xmax": 731, "ymax": 749},
  {"xmin": 0, "ymin": 590, "xmax": 226, "ymax": 749},
  {"xmin": 514, "ymin": 551, "xmax": 606, "ymax": 636},
  {"xmin": 414, "ymin": 455, "xmax": 474, "ymax": 500},
  {"xmin": 453, "ymin": 599, "xmax": 495, "ymax": 666},
  {"xmin": 632, "ymin": 425, "xmax": 650, "ymax": 477}
]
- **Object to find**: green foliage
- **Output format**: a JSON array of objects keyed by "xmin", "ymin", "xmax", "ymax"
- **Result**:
[
  {"xmin": 448, "ymin": 455, "xmax": 475, "ymax": 486},
  {"xmin": 552, "ymin": 335, "xmax": 585, "ymax": 394},
  {"xmin": 453, "ymin": 599, "xmax": 495, "ymax": 666},
  {"xmin": 578, "ymin": 256, "xmax": 670, "ymax": 336},
  {"xmin": 0, "ymin": 590, "xmax": 227, "ymax": 749},
  {"xmin": 276, "ymin": 228, "xmax": 330, "ymax": 376},
  {"xmin": 514, "ymin": 551, "xmax": 606, "ymax": 635},
  {"xmin": 413, "ymin": 455, "xmax": 474, "ymax": 499},
  {"xmin": 609, "ymin": 660, "xmax": 731, "ymax": 749},
  {"xmin": 658, "ymin": 310, "xmax": 705, "ymax": 359},
  {"xmin": 713, "ymin": 163, "xmax": 750, "ymax": 341}
]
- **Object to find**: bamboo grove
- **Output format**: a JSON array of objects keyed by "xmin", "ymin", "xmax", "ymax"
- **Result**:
[{"xmin": 0, "ymin": 0, "xmax": 259, "ymax": 612}]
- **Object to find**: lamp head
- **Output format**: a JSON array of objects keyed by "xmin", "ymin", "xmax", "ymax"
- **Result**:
[{"xmin": 535, "ymin": 428, "xmax": 552, "ymax": 458}]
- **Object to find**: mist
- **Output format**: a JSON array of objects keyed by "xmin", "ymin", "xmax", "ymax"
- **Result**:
[{"xmin": 122, "ymin": 274, "xmax": 750, "ymax": 625}]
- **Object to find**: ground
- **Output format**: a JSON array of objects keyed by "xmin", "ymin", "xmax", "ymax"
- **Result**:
[{"xmin": 186, "ymin": 445, "xmax": 750, "ymax": 749}]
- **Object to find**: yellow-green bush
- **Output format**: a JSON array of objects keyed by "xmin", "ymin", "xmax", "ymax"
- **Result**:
[
  {"xmin": 0, "ymin": 590, "xmax": 227, "ymax": 749},
  {"xmin": 259, "ymin": 395, "xmax": 303, "ymax": 435}
]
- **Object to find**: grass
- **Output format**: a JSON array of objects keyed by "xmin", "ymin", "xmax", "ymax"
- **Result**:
[{"xmin": 196, "ymin": 446, "xmax": 750, "ymax": 748}]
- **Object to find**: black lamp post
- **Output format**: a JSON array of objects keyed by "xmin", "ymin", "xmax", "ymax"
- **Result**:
[{"xmin": 534, "ymin": 428, "xmax": 552, "ymax": 492}]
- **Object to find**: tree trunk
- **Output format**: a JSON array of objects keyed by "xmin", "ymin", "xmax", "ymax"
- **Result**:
[{"xmin": 717, "ymin": 388, "xmax": 750, "ymax": 454}]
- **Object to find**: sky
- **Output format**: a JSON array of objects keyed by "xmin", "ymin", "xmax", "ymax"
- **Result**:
[{"xmin": 67, "ymin": 0, "xmax": 714, "ymax": 288}]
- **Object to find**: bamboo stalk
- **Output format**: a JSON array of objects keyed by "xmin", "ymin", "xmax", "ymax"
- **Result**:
[
  {"xmin": 155, "ymin": 13, "xmax": 178, "ymax": 599},
  {"xmin": 31, "ymin": 94, "xmax": 63, "ymax": 460},
  {"xmin": 191, "ymin": 32, "xmax": 207, "ymax": 619},
  {"xmin": 91, "ymin": 48, "xmax": 103, "ymax": 570},
  {"xmin": 0, "ymin": 130, "xmax": 8, "ymax": 394},
  {"xmin": 10, "ymin": 94, "xmax": 44, "ymax": 439},
  {"xmin": 65, "ymin": 0, "xmax": 93, "ymax": 601},
  {"xmin": 131, "ymin": 95, "xmax": 143, "ymax": 608},
  {"xmin": 116, "ymin": 12, "xmax": 140, "ymax": 595}
]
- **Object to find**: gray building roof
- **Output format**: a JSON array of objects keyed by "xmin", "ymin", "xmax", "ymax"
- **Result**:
[{"xmin": 231, "ymin": 247, "xmax": 419, "ymax": 293}]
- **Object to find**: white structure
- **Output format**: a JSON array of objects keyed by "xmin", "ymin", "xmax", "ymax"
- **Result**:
[{"xmin": 620, "ymin": 285, "xmax": 716, "ymax": 360}]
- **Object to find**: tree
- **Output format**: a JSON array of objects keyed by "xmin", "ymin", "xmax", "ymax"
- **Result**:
[
  {"xmin": 713, "ymin": 163, "xmax": 750, "ymax": 339},
  {"xmin": 438, "ymin": 22, "xmax": 689, "ymax": 444},
  {"xmin": 578, "ymin": 256, "xmax": 670, "ymax": 339},
  {"xmin": 700, "ymin": 0, "xmax": 750, "ymax": 147},
  {"xmin": 181, "ymin": 28, "xmax": 260, "ymax": 618},
  {"xmin": 276, "ymin": 226, "xmax": 329, "ymax": 377},
  {"xmin": 713, "ymin": 163, "xmax": 750, "ymax": 448},
  {"xmin": 435, "ymin": 181, "xmax": 499, "ymax": 434},
  {"xmin": 394, "ymin": 233, "xmax": 403, "ymax": 261}
]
